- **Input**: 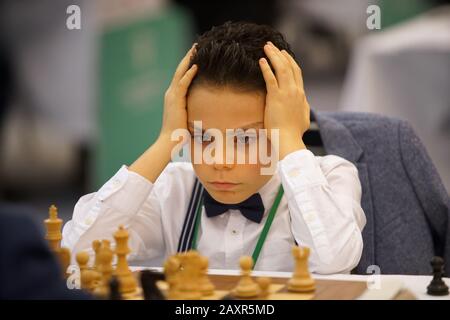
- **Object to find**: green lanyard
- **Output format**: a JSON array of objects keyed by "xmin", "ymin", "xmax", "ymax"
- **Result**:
[{"xmin": 191, "ymin": 185, "xmax": 284, "ymax": 269}]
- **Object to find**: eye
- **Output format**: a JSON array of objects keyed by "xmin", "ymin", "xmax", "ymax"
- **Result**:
[
  {"xmin": 203, "ymin": 132, "xmax": 212, "ymax": 141},
  {"xmin": 193, "ymin": 132, "xmax": 214, "ymax": 144}
]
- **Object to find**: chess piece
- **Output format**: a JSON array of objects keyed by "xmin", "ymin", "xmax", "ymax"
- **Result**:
[
  {"xmin": 113, "ymin": 226, "xmax": 139, "ymax": 297},
  {"xmin": 233, "ymin": 256, "xmax": 260, "ymax": 298},
  {"xmin": 99, "ymin": 240, "xmax": 113, "ymax": 278},
  {"xmin": 92, "ymin": 240, "xmax": 101, "ymax": 270},
  {"xmin": 93, "ymin": 240, "xmax": 114, "ymax": 298},
  {"xmin": 76, "ymin": 251, "xmax": 90, "ymax": 290},
  {"xmin": 109, "ymin": 276, "xmax": 122, "ymax": 300},
  {"xmin": 44, "ymin": 205, "xmax": 71, "ymax": 277},
  {"xmin": 44, "ymin": 205, "xmax": 62, "ymax": 251},
  {"xmin": 84, "ymin": 269, "xmax": 101, "ymax": 293},
  {"xmin": 58, "ymin": 247, "xmax": 71, "ymax": 277},
  {"xmin": 140, "ymin": 270, "xmax": 166, "ymax": 300},
  {"xmin": 77, "ymin": 251, "xmax": 100, "ymax": 292},
  {"xmin": 176, "ymin": 251, "xmax": 202, "ymax": 300},
  {"xmin": 427, "ymin": 256, "xmax": 449, "ymax": 296},
  {"xmin": 257, "ymin": 277, "xmax": 271, "ymax": 299},
  {"xmin": 199, "ymin": 256, "xmax": 215, "ymax": 296},
  {"xmin": 76, "ymin": 251, "xmax": 89, "ymax": 272},
  {"xmin": 164, "ymin": 256, "xmax": 182, "ymax": 299},
  {"xmin": 287, "ymin": 246, "xmax": 315, "ymax": 293}
]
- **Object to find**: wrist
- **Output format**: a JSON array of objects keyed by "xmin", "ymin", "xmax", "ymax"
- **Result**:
[
  {"xmin": 277, "ymin": 131, "xmax": 306, "ymax": 160},
  {"xmin": 157, "ymin": 132, "xmax": 178, "ymax": 148},
  {"xmin": 129, "ymin": 135, "xmax": 175, "ymax": 183}
]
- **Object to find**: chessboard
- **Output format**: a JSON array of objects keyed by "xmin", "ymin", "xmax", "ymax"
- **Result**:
[
  {"xmin": 151, "ymin": 273, "xmax": 366, "ymax": 300},
  {"xmin": 43, "ymin": 205, "xmax": 419, "ymax": 300},
  {"xmin": 135, "ymin": 271, "xmax": 416, "ymax": 300},
  {"xmin": 205, "ymin": 274, "xmax": 368, "ymax": 300}
]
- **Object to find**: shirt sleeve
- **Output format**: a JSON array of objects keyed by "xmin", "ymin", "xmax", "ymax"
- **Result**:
[
  {"xmin": 278, "ymin": 149, "xmax": 366, "ymax": 274},
  {"xmin": 62, "ymin": 165, "xmax": 165, "ymax": 262}
]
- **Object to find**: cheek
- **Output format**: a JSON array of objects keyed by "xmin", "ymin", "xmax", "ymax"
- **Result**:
[
  {"xmin": 257, "ymin": 136, "xmax": 272, "ymax": 156},
  {"xmin": 248, "ymin": 137, "xmax": 272, "ymax": 164},
  {"xmin": 189, "ymin": 139, "xmax": 195, "ymax": 157},
  {"xmin": 233, "ymin": 162, "xmax": 262, "ymax": 181},
  {"xmin": 189, "ymin": 139, "xmax": 205, "ymax": 159},
  {"xmin": 192, "ymin": 162, "xmax": 211, "ymax": 184}
]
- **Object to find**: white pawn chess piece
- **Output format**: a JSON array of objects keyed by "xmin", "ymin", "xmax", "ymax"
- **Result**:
[
  {"xmin": 233, "ymin": 256, "xmax": 260, "ymax": 298},
  {"xmin": 199, "ymin": 256, "xmax": 215, "ymax": 296},
  {"xmin": 257, "ymin": 277, "xmax": 271, "ymax": 299},
  {"xmin": 76, "ymin": 251, "xmax": 100, "ymax": 293}
]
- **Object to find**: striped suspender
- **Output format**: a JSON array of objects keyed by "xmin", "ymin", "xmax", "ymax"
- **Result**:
[{"xmin": 177, "ymin": 178, "xmax": 204, "ymax": 252}]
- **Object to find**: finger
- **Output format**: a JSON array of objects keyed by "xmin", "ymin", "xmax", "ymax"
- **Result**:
[
  {"xmin": 171, "ymin": 43, "xmax": 197, "ymax": 86},
  {"xmin": 177, "ymin": 64, "xmax": 198, "ymax": 93},
  {"xmin": 259, "ymin": 57, "xmax": 278, "ymax": 90},
  {"xmin": 264, "ymin": 42, "xmax": 293, "ymax": 89},
  {"xmin": 268, "ymin": 41, "xmax": 291, "ymax": 66},
  {"xmin": 281, "ymin": 50, "xmax": 302, "ymax": 88}
]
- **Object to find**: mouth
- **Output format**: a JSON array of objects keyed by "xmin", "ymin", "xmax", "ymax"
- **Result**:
[{"xmin": 208, "ymin": 181, "xmax": 241, "ymax": 191}]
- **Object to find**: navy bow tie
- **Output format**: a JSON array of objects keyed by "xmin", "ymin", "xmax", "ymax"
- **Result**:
[{"xmin": 203, "ymin": 191, "xmax": 265, "ymax": 223}]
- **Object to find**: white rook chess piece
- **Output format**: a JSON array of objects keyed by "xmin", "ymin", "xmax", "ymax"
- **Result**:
[{"xmin": 176, "ymin": 251, "xmax": 203, "ymax": 300}]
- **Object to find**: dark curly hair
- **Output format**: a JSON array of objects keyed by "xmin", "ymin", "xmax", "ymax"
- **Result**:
[{"xmin": 189, "ymin": 21, "xmax": 294, "ymax": 92}]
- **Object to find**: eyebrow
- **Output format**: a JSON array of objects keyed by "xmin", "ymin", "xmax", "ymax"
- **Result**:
[{"xmin": 188, "ymin": 121, "xmax": 264, "ymax": 132}]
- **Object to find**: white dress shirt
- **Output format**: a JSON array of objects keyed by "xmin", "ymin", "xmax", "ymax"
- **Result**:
[{"xmin": 62, "ymin": 149, "xmax": 366, "ymax": 274}]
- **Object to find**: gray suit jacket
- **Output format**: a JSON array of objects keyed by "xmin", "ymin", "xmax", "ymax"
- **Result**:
[{"xmin": 314, "ymin": 111, "xmax": 450, "ymax": 275}]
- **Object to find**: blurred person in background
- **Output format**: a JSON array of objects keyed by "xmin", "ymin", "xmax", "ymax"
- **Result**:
[{"xmin": 0, "ymin": 46, "xmax": 90, "ymax": 300}]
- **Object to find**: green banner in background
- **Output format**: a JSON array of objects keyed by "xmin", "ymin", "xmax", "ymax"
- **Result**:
[
  {"xmin": 379, "ymin": 0, "xmax": 433, "ymax": 29},
  {"xmin": 96, "ymin": 6, "xmax": 193, "ymax": 188}
]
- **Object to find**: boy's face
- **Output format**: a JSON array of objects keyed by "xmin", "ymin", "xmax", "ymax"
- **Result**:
[{"xmin": 187, "ymin": 85, "xmax": 273, "ymax": 204}]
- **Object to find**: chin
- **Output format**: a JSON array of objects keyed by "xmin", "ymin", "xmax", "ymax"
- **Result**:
[{"xmin": 207, "ymin": 189, "xmax": 251, "ymax": 204}]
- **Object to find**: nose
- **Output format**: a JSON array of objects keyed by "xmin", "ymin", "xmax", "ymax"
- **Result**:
[
  {"xmin": 213, "ymin": 161, "xmax": 234, "ymax": 171},
  {"xmin": 212, "ymin": 142, "xmax": 235, "ymax": 170}
]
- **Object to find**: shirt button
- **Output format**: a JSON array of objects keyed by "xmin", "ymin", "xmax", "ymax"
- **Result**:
[
  {"xmin": 112, "ymin": 180, "xmax": 120, "ymax": 187},
  {"xmin": 231, "ymin": 230, "xmax": 238, "ymax": 235},
  {"xmin": 288, "ymin": 168, "xmax": 300, "ymax": 177},
  {"xmin": 304, "ymin": 213, "xmax": 316, "ymax": 223}
]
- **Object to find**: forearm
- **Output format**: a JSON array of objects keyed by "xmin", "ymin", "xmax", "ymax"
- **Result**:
[
  {"xmin": 63, "ymin": 165, "xmax": 160, "ymax": 259},
  {"xmin": 279, "ymin": 150, "xmax": 365, "ymax": 274},
  {"xmin": 129, "ymin": 134, "xmax": 177, "ymax": 183}
]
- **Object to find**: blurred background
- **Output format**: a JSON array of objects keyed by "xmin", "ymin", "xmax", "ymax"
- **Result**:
[{"xmin": 0, "ymin": 0, "xmax": 449, "ymax": 224}]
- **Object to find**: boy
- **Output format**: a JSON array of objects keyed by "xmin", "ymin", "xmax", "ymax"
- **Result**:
[{"xmin": 63, "ymin": 22, "xmax": 365, "ymax": 274}]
